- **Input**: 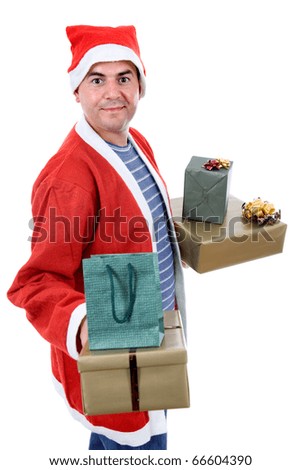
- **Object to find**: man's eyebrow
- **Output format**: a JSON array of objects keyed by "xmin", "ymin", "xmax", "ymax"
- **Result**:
[
  {"xmin": 88, "ymin": 71, "xmax": 105, "ymax": 78},
  {"xmin": 117, "ymin": 69, "xmax": 134, "ymax": 76}
]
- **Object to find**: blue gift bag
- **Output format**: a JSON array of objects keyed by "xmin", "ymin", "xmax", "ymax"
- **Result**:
[{"xmin": 82, "ymin": 252, "xmax": 164, "ymax": 350}]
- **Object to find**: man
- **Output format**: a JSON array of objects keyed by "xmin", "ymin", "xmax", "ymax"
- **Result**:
[{"xmin": 7, "ymin": 25, "xmax": 186, "ymax": 450}]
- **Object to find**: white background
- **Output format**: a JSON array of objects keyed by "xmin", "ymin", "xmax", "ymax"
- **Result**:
[{"xmin": 0, "ymin": 0, "xmax": 300, "ymax": 468}]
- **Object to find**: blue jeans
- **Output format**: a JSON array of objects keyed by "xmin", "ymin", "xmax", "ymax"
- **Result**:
[{"xmin": 89, "ymin": 432, "xmax": 167, "ymax": 450}]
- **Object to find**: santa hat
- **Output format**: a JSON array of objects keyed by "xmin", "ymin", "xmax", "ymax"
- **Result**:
[{"xmin": 66, "ymin": 25, "xmax": 146, "ymax": 97}]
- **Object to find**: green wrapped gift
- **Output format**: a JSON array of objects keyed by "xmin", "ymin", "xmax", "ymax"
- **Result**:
[{"xmin": 183, "ymin": 156, "xmax": 233, "ymax": 224}]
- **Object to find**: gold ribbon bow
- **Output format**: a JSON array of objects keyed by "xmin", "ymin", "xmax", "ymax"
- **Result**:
[{"xmin": 242, "ymin": 197, "xmax": 281, "ymax": 225}]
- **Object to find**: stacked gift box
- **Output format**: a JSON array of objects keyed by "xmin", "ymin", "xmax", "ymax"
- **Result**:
[
  {"xmin": 78, "ymin": 253, "xmax": 190, "ymax": 416},
  {"xmin": 182, "ymin": 156, "xmax": 233, "ymax": 224},
  {"xmin": 174, "ymin": 155, "xmax": 287, "ymax": 273}
]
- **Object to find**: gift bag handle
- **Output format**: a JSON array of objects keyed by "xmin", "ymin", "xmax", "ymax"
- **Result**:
[{"xmin": 105, "ymin": 263, "xmax": 136, "ymax": 323}]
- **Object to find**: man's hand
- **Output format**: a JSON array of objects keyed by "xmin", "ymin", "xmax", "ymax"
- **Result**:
[{"xmin": 79, "ymin": 317, "xmax": 88, "ymax": 351}]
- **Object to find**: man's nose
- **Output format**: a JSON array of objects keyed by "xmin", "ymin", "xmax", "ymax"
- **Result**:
[{"xmin": 104, "ymin": 80, "xmax": 121, "ymax": 99}]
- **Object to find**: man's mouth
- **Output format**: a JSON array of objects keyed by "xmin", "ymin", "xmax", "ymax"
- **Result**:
[
  {"xmin": 100, "ymin": 101, "xmax": 126, "ymax": 112},
  {"xmin": 101, "ymin": 106, "xmax": 125, "ymax": 112}
]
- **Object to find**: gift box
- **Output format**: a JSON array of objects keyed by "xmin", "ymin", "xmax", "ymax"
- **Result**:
[
  {"xmin": 78, "ymin": 310, "xmax": 190, "ymax": 415},
  {"xmin": 172, "ymin": 195, "xmax": 287, "ymax": 274},
  {"xmin": 183, "ymin": 156, "xmax": 233, "ymax": 224}
]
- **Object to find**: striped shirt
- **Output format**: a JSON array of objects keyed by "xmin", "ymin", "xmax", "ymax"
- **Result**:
[{"xmin": 107, "ymin": 140, "xmax": 175, "ymax": 311}]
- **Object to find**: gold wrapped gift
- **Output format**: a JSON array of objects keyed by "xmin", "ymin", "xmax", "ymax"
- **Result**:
[
  {"xmin": 172, "ymin": 195, "xmax": 287, "ymax": 274},
  {"xmin": 78, "ymin": 310, "xmax": 190, "ymax": 416}
]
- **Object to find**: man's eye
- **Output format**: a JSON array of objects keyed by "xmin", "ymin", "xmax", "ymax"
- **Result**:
[
  {"xmin": 92, "ymin": 78, "xmax": 103, "ymax": 85},
  {"xmin": 119, "ymin": 76, "xmax": 130, "ymax": 84}
]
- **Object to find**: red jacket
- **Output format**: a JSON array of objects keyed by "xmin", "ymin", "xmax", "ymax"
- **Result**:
[{"xmin": 7, "ymin": 116, "xmax": 186, "ymax": 446}]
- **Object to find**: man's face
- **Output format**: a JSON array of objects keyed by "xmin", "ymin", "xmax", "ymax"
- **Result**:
[{"xmin": 74, "ymin": 61, "xmax": 141, "ymax": 145}]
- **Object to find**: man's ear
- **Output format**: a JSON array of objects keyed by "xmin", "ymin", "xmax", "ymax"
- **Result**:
[{"xmin": 74, "ymin": 89, "xmax": 80, "ymax": 103}]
